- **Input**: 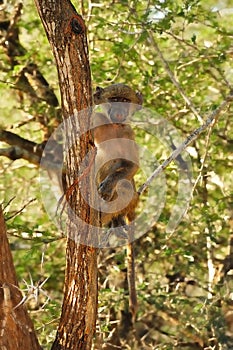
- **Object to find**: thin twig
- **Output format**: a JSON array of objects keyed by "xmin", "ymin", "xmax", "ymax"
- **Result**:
[
  {"xmin": 165, "ymin": 30, "xmax": 232, "ymax": 91},
  {"xmin": 138, "ymin": 92, "xmax": 233, "ymax": 196},
  {"xmin": 6, "ymin": 198, "xmax": 36, "ymax": 220},
  {"xmin": 148, "ymin": 31, "xmax": 203, "ymax": 123},
  {"xmin": 190, "ymin": 116, "xmax": 215, "ymax": 199}
]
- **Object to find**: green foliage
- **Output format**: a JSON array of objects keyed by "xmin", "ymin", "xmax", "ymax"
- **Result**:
[{"xmin": 0, "ymin": 0, "xmax": 233, "ymax": 349}]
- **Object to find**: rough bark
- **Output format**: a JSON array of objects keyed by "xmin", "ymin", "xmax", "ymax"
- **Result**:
[
  {"xmin": 0, "ymin": 207, "xmax": 41, "ymax": 350},
  {"xmin": 34, "ymin": 1, "xmax": 98, "ymax": 349}
]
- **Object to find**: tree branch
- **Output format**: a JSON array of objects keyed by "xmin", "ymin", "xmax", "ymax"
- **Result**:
[
  {"xmin": 0, "ymin": 207, "xmax": 41, "ymax": 350},
  {"xmin": 0, "ymin": 146, "xmax": 40, "ymax": 164},
  {"xmin": 138, "ymin": 92, "xmax": 233, "ymax": 195},
  {"xmin": 0, "ymin": 129, "xmax": 42, "ymax": 165},
  {"xmin": 148, "ymin": 31, "xmax": 203, "ymax": 123}
]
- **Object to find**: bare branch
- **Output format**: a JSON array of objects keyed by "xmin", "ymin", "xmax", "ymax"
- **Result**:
[
  {"xmin": 6, "ymin": 198, "xmax": 36, "ymax": 221},
  {"xmin": 0, "ymin": 146, "xmax": 40, "ymax": 165},
  {"xmin": 0, "ymin": 129, "xmax": 38, "ymax": 152},
  {"xmin": 0, "ymin": 129, "xmax": 41, "ymax": 165},
  {"xmin": 148, "ymin": 31, "xmax": 203, "ymax": 123},
  {"xmin": 138, "ymin": 92, "xmax": 233, "ymax": 195}
]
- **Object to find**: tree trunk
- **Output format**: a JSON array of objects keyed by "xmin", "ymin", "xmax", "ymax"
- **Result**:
[
  {"xmin": 0, "ymin": 207, "xmax": 41, "ymax": 350},
  {"xmin": 34, "ymin": 1, "xmax": 98, "ymax": 349}
]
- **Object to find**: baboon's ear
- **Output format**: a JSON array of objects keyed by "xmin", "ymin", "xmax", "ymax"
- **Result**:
[
  {"xmin": 93, "ymin": 87, "xmax": 104, "ymax": 104},
  {"xmin": 136, "ymin": 91, "xmax": 143, "ymax": 106},
  {"xmin": 95, "ymin": 86, "xmax": 104, "ymax": 94}
]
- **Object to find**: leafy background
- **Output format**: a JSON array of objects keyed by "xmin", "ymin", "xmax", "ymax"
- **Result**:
[{"xmin": 0, "ymin": 0, "xmax": 233, "ymax": 349}]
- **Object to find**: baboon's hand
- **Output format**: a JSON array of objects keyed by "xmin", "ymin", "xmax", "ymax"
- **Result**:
[{"xmin": 98, "ymin": 177, "xmax": 115, "ymax": 201}]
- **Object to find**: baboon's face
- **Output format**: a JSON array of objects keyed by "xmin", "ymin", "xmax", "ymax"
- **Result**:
[{"xmin": 107, "ymin": 97, "xmax": 131, "ymax": 123}]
